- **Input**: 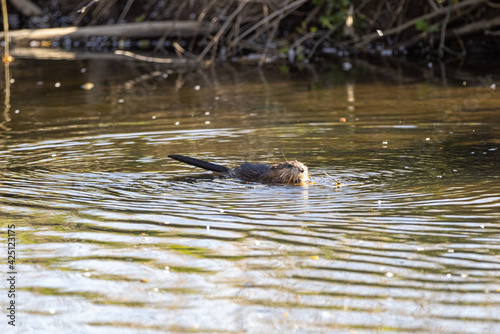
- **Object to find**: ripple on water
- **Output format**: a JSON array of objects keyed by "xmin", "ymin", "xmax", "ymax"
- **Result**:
[
  {"xmin": 4, "ymin": 157, "xmax": 499, "ymax": 332},
  {"xmin": 2, "ymin": 72, "xmax": 500, "ymax": 332}
]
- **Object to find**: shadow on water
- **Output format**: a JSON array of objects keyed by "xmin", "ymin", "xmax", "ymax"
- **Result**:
[{"xmin": 0, "ymin": 56, "xmax": 499, "ymax": 333}]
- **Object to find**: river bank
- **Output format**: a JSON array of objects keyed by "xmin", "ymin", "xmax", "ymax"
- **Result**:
[{"xmin": 1, "ymin": 0, "xmax": 499, "ymax": 65}]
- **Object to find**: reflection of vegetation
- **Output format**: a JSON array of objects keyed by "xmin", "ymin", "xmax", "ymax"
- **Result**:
[
  {"xmin": 22, "ymin": 286, "xmax": 103, "ymax": 301},
  {"xmin": 168, "ymin": 244, "xmax": 210, "ymax": 258},
  {"xmin": 87, "ymin": 322, "xmax": 166, "ymax": 332},
  {"xmin": 169, "ymin": 266, "xmax": 215, "ymax": 274},
  {"xmin": 1, "ymin": 0, "xmax": 12, "ymax": 130}
]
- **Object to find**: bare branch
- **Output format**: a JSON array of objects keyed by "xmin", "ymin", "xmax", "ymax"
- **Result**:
[
  {"xmin": 355, "ymin": 0, "xmax": 488, "ymax": 47},
  {"xmin": 8, "ymin": 0, "xmax": 42, "ymax": 16}
]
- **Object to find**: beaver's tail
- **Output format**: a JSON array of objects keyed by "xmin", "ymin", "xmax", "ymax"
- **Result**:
[{"xmin": 168, "ymin": 155, "xmax": 229, "ymax": 173}]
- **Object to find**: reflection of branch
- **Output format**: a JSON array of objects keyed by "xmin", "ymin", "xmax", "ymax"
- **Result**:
[
  {"xmin": 117, "ymin": 0, "xmax": 134, "ymax": 23},
  {"xmin": 259, "ymin": 18, "xmax": 280, "ymax": 66},
  {"xmin": 2, "ymin": 63, "xmax": 11, "ymax": 129},
  {"xmin": 1, "ymin": 0, "xmax": 11, "ymax": 130},
  {"xmin": 10, "ymin": 47, "xmax": 207, "ymax": 68},
  {"xmin": 114, "ymin": 50, "xmax": 188, "ymax": 64}
]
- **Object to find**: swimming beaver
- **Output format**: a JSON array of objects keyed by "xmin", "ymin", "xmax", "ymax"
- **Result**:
[{"xmin": 169, "ymin": 155, "xmax": 309, "ymax": 184}]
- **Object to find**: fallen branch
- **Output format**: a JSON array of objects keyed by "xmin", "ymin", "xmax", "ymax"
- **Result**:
[
  {"xmin": 0, "ymin": 21, "xmax": 218, "ymax": 43},
  {"xmin": 8, "ymin": 47, "xmax": 202, "ymax": 65}
]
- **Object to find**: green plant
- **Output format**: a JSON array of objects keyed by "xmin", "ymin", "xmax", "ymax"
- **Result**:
[{"xmin": 415, "ymin": 19, "xmax": 438, "ymax": 33}]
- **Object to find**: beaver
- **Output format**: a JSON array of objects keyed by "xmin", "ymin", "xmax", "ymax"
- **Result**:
[{"xmin": 168, "ymin": 155, "xmax": 309, "ymax": 184}]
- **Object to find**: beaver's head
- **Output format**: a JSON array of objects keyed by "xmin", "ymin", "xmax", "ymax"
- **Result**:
[{"xmin": 266, "ymin": 160, "xmax": 309, "ymax": 184}]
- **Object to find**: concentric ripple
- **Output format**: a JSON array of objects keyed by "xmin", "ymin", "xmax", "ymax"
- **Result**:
[{"xmin": 1, "ymin": 59, "xmax": 499, "ymax": 333}]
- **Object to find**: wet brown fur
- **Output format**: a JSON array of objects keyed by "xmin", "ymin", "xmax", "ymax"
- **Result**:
[
  {"xmin": 229, "ymin": 160, "xmax": 309, "ymax": 184},
  {"xmin": 169, "ymin": 155, "xmax": 309, "ymax": 184}
]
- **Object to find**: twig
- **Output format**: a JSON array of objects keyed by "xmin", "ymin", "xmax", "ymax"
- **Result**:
[
  {"xmin": 302, "ymin": 0, "xmax": 321, "ymax": 26},
  {"xmin": 153, "ymin": 2, "xmax": 188, "ymax": 54},
  {"xmin": 367, "ymin": 0, "xmax": 385, "ymax": 30},
  {"xmin": 198, "ymin": 0, "xmax": 218, "ymax": 21},
  {"xmin": 197, "ymin": 0, "xmax": 249, "ymax": 62},
  {"xmin": 77, "ymin": 0, "xmax": 99, "ymax": 13},
  {"xmin": 290, "ymin": 31, "xmax": 318, "ymax": 50},
  {"xmin": 427, "ymin": 0, "xmax": 440, "ymax": 11},
  {"xmin": 449, "ymin": 15, "xmax": 500, "ymax": 36},
  {"xmin": 439, "ymin": 6, "xmax": 451, "ymax": 56},
  {"xmin": 114, "ymin": 50, "xmax": 201, "ymax": 66},
  {"xmin": 172, "ymin": 41, "xmax": 197, "ymax": 60},
  {"xmin": 8, "ymin": 0, "xmax": 42, "ymax": 16},
  {"xmin": 74, "ymin": 0, "xmax": 100, "ymax": 25},
  {"xmin": 451, "ymin": 29, "xmax": 466, "ymax": 54},
  {"xmin": 389, "ymin": 0, "xmax": 407, "ymax": 29},
  {"xmin": 485, "ymin": 29, "xmax": 500, "ymax": 36},
  {"xmin": 442, "ymin": 44, "xmax": 463, "ymax": 58},
  {"xmin": 89, "ymin": 0, "xmax": 117, "ymax": 26},
  {"xmin": 322, "ymin": 182, "xmax": 362, "ymax": 189},
  {"xmin": 117, "ymin": 0, "xmax": 134, "ymax": 23},
  {"xmin": 324, "ymin": 173, "xmax": 342, "ymax": 186},
  {"xmin": 355, "ymin": 0, "xmax": 488, "ymax": 48},
  {"xmin": 1, "ymin": 0, "xmax": 12, "ymax": 130},
  {"xmin": 486, "ymin": 0, "xmax": 500, "ymax": 8},
  {"xmin": 227, "ymin": 4, "xmax": 244, "ymax": 49},
  {"xmin": 190, "ymin": 0, "xmax": 218, "ymax": 54},
  {"xmin": 389, "ymin": 30, "xmax": 426, "ymax": 50},
  {"xmin": 307, "ymin": 23, "xmax": 341, "ymax": 61},
  {"xmin": 229, "ymin": 0, "xmax": 307, "ymax": 49}
]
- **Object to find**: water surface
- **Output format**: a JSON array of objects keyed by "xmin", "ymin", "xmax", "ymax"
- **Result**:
[{"xmin": 1, "ymin": 57, "xmax": 499, "ymax": 333}]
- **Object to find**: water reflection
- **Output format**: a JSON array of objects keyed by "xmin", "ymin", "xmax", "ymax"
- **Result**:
[{"xmin": 0, "ymin": 57, "xmax": 499, "ymax": 333}]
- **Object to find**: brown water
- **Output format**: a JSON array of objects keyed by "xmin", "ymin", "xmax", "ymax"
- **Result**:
[{"xmin": 1, "ymin": 57, "xmax": 499, "ymax": 333}]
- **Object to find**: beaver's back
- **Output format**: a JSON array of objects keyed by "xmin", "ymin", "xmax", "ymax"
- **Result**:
[
  {"xmin": 169, "ymin": 155, "xmax": 309, "ymax": 184},
  {"xmin": 228, "ymin": 163, "xmax": 271, "ymax": 181}
]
